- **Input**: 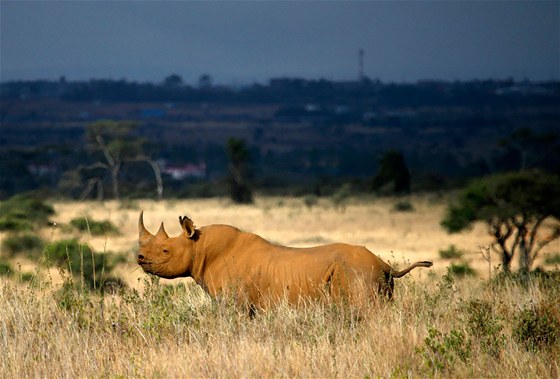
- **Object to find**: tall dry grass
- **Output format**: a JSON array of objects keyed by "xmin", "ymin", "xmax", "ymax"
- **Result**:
[
  {"xmin": 1, "ymin": 271, "xmax": 558, "ymax": 377},
  {"xmin": 1, "ymin": 195, "xmax": 559, "ymax": 377}
]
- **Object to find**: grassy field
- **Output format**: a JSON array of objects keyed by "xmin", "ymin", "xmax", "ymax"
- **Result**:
[{"xmin": 1, "ymin": 195, "xmax": 559, "ymax": 377}]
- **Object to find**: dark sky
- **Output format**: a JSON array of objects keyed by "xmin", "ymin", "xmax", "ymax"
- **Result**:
[{"xmin": 1, "ymin": 1, "xmax": 558, "ymax": 85}]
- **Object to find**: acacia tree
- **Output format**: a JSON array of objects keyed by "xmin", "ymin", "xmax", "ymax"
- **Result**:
[
  {"xmin": 84, "ymin": 120, "xmax": 163, "ymax": 200},
  {"xmin": 441, "ymin": 171, "xmax": 560, "ymax": 273},
  {"xmin": 499, "ymin": 127, "xmax": 559, "ymax": 171}
]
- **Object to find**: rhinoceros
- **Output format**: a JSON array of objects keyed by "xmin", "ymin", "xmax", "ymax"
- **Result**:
[{"xmin": 137, "ymin": 211, "xmax": 432, "ymax": 309}]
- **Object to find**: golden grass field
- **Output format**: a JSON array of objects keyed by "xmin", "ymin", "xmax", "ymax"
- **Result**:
[{"xmin": 1, "ymin": 195, "xmax": 559, "ymax": 378}]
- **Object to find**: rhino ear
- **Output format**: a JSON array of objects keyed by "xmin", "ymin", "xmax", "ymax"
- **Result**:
[{"xmin": 179, "ymin": 215, "xmax": 196, "ymax": 239}]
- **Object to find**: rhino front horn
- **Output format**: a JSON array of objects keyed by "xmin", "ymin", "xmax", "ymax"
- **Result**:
[{"xmin": 139, "ymin": 211, "xmax": 154, "ymax": 242}]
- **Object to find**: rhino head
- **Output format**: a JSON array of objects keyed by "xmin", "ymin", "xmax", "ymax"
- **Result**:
[{"xmin": 137, "ymin": 211, "xmax": 197, "ymax": 279}]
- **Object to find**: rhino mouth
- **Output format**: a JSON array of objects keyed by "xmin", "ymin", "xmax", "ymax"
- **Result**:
[
  {"xmin": 137, "ymin": 255, "xmax": 152, "ymax": 266},
  {"xmin": 138, "ymin": 261, "xmax": 155, "ymax": 274}
]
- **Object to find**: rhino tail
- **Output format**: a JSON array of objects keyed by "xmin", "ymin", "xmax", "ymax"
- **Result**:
[{"xmin": 389, "ymin": 261, "xmax": 433, "ymax": 278}]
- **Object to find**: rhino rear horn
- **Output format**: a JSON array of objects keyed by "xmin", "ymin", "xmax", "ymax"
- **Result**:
[{"xmin": 156, "ymin": 222, "xmax": 169, "ymax": 239}]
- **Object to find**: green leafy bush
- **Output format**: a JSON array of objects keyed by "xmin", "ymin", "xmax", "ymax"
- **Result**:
[
  {"xmin": 1, "ymin": 233, "xmax": 44, "ymax": 257},
  {"xmin": 0, "ymin": 259, "xmax": 13, "ymax": 276},
  {"xmin": 448, "ymin": 262, "xmax": 476, "ymax": 277},
  {"xmin": 489, "ymin": 271, "xmax": 560, "ymax": 299},
  {"xmin": 513, "ymin": 299, "xmax": 560, "ymax": 351},
  {"xmin": 303, "ymin": 195, "xmax": 319, "ymax": 210},
  {"xmin": 438, "ymin": 244, "xmax": 464, "ymax": 260},
  {"xmin": 461, "ymin": 300, "xmax": 505, "ymax": 356},
  {"xmin": 392, "ymin": 200, "xmax": 415, "ymax": 212},
  {"xmin": 44, "ymin": 239, "xmax": 124, "ymax": 290},
  {"xmin": 0, "ymin": 218, "xmax": 34, "ymax": 232},
  {"xmin": 418, "ymin": 327, "xmax": 471, "ymax": 373},
  {"xmin": 0, "ymin": 194, "xmax": 55, "ymax": 232},
  {"xmin": 544, "ymin": 253, "xmax": 560, "ymax": 265},
  {"xmin": 70, "ymin": 216, "xmax": 120, "ymax": 235}
]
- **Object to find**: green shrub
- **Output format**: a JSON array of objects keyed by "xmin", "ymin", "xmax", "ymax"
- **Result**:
[
  {"xmin": 0, "ymin": 194, "xmax": 55, "ymax": 231},
  {"xmin": 54, "ymin": 280, "xmax": 97, "ymax": 328},
  {"xmin": 303, "ymin": 195, "xmax": 319, "ymax": 210},
  {"xmin": 44, "ymin": 239, "xmax": 124, "ymax": 290},
  {"xmin": 418, "ymin": 327, "xmax": 471, "ymax": 373},
  {"xmin": 448, "ymin": 262, "xmax": 476, "ymax": 277},
  {"xmin": 122, "ymin": 276, "xmax": 200, "ymax": 338},
  {"xmin": 0, "ymin": 259, "xmax": 13, "ymax": 276},
  {"xmin": 513, "ymin": 299, "xmax": 560, "ymax": 351},
  {"xmin": 392, "ymin": 200, "xmax": 415, "ymax": 212},
  {"xmin": 461, "ymin": 300, "xmax": 505, "ymax": 356},
  {"xmin": 490, "ymin": 270, "xmax": 560, "ymax": 294},
  {"xmin": 70, "ymin": 216, "xmax": 120, "ymax": 235},
  {"xmin": 438, "ymin": 244, "xmax": 464, "ymax": 260},
  {"xmin": 544, "ymin": 253, "xmax": 560, "ymax": 265},
  {"xmin": 18, "ymin": 272, "xmax": 37, "ymax": 283},
  {"xmin": 0, "ymin": 218, "xmax": 34, "ymax": 232},
  {"xmin": 1, "ymin": 233, "xmax": 44, "ymax": 257}
]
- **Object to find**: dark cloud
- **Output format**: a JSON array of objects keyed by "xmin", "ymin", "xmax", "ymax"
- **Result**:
[{"xmin": 1, "ymin": 1, "xmax": 558, "ymax": 83}]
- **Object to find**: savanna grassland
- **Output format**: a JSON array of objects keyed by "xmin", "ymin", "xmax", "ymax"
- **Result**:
[{"xmin": 1, "ymin": 195, "xmax": 559, "ymax": 378}]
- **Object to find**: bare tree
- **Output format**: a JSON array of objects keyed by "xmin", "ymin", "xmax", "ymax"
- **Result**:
[
  {"xmin": 85, "ymin": 120, "xmax": 163, "ymax": 200},
  {"xmin": 131, "ymin": 155, "xmax": 163, "ymax": 200}
]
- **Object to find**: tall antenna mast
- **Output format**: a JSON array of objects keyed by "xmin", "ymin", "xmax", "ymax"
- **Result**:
[{"xmin": 358, "ymin": 49, "xmax": 365, "ymax": 81}]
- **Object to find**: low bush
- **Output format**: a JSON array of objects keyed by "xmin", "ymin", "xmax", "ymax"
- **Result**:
[
  {"xmin": 491, "ymin": 270, "xmax": 560, "ymax": 293},
  {"xmin": 513, "ymin": 298, "xmax": 560, "ymax": 352},
  {"xmin": 418, "ymin": 327, "xmax": 471, "ymax": 373},
  {"xmin": 1, "ymin": 233, "xmax": 44, "ymax": 257},
  {"xmin": 544, "ymin": 253, "xmax": 560, "ymax": 265},
  {"xmin": 392, "ymin": 200, "xmax": 415, "ymax": 212},
  {"xmin": 448, "ymin": 262, "xmax": 476, "ymax": 277},
  {"xmin": 0, "ymin": 193, "xmax": 54, "ymax": 232},
  {"xmin": 69, "ymin": 216, "xmax": 120, "ymax": 236},
  {"xmin": 438, "ymin": 244, "xmax": 464, "ymax": 259},
  {"xmin": 0, "ymin": 259, "xmax": 13, "ymax": 276},
  {"xmin": 303, "ymin": 195, "xmax": 319, "ymax": 210},
  {"xmin": 44, "ymin": 239, "xmax": 124, "ymax": 290},
  {"xmin": 461, "ymin": 300, "xmax": 505, "ymax": 356},
  {"xmin": 0, "ymin": 218, "xmax": 34, "ymax": 232}
]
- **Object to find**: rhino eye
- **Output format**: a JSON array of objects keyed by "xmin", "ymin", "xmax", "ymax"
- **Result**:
[{"xmin": 162, "ymin": 247, "xmax": 170, "ymax": 254}]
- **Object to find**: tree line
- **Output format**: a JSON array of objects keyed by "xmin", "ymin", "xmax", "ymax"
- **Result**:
[{"xmin": 2, "ymin": 76, "xmax": 559, "ymax": 108}]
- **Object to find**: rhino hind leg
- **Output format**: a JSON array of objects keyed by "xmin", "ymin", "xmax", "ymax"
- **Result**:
[{"xmin": 322, "ymin": 261, "xmax": 358, "ymax": 301}]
